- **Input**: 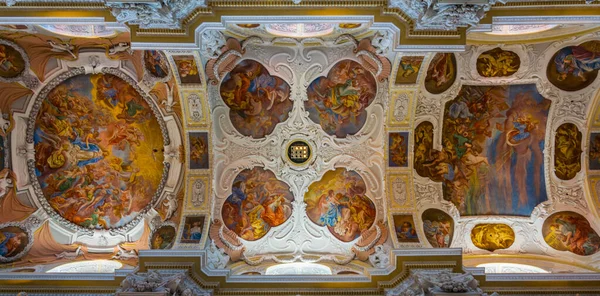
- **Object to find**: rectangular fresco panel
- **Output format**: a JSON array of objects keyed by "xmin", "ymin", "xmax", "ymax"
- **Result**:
[
  {"xmin": 180, "ymin": 215, "xmax": 205, "ymax": 244},
  {"xmin": 392, "ymin": 214, "xmax": 419, "ymax": 243},
  {"xmin": 189, "ymin": 132, "xmax": 209, "ymax": 169},
  {"xmin": 389, "ymin": 132, "xmax": 409, "ymax": 167},
  {"xmin": 395, "ymin": 56, "xmax": 424, "ymax": 84},
  {"xmin": 439, "ymin": 84, "xmax": 550, "ymax": 216},
  {"xmin": 589, "ymin": 133, "xmax": 600, "ymax": 170},
  {"xmin": 173, "ymin": 55, "xmax": 202, "ymax": 84}
]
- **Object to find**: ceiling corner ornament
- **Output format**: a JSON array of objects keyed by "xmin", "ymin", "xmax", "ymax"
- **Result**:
[
  {"xmin": 388, "ymin": 0, "xmax": 505, "ymax": 31},
  {"xmin": 106, "ymin": 0, "xmax": 207, "ymax": 29}
]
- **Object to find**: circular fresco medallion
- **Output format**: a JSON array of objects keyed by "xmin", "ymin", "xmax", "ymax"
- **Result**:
[
  {"xmin": 33, "ymin": 73, "xmax": 165, "ymax": 230},
  {"xmin": 547, "ymin": 40, "xmax": 600, "ymax": 92},
  {"xmin": 0, "ymin": 224, "xmax": 32, "ymax": 263},
  {"xmin": 150, "ymin": 225, "xmax": 176, "ymax": 249},
  {"xmin": 0, "ymin": 40, "xmax": 25, "ymax": 79},
  {"xmin": 286, "ymin": 140, "xmax": 311, "ymax": 165},
  {"xmin": 143, "ymin": 50, "xmax": 170, "ymax": 79}
]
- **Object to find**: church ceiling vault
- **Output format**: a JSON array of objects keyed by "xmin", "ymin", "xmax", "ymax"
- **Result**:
[{"xmin": 2, "ymin": 2, "xmax": 600, "ymax": 295}]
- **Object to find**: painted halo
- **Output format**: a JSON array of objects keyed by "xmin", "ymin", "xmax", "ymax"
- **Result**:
[
  {"xmin": 27, "ymin": 67, "xmax": 169, "ymax": 232},
  {"xmin": 0, "ymin": 38, "xmax": 29, "ymax": 83},
  {"xmin": 0, "ymin": 223, "xmax": 33, "ymax": 263}
]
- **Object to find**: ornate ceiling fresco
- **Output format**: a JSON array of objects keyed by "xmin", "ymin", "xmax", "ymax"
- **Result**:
[{"xmin": 2, "ymin": 1, "xmax": 600, "ymax": 295}]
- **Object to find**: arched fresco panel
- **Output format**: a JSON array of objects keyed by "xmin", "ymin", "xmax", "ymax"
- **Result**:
[
  {"xmin": 554, "ymin": 123, "xmax": 582, "ymax": 180},
  {"xmin": 220, "ymin": 60, "xmax": 292, "ymax": 139},
  {"xmin": 306, "ymin": 60, "xmax": 377, "ymax": 138},
  {"xmin": 305, "ymin": 168, "xmax": 376, "ymax": 242},
  {"xmin": 33, "ymin": 73, "xmax": 165, "ymax": 229}
]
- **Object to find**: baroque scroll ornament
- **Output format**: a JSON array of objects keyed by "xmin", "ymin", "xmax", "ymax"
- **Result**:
[
  {"xmin": 388, "ymin": 0, "xmax": 505, "ymax": 31},
  {"xmin": 106, "ymin": 0, "xmax": 207, "ymax": 29}
]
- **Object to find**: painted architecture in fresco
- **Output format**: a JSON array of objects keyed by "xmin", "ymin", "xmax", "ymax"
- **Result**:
[
  {"xmin": 306, "ymin": 60, "xmax": 377, "ymax": 138},
  {"xmin": 547, "ymin": 40, "xmax": 600, "ymax": 91},
  {"xmin": 421, "ymin": 209, "xmax": 453, "ymax": 248},
  {"xmin": 220, "ymin": 60, "xmax": 292, "ymax": 138},
  {"xmin": 33, "ymin": 73, "xmax": 165, "ymax": 229},
  {"xmin": 543, "ymin": 212, "xmax": 600, "ymax": 256},
  {"xmin": 424, "ymin": 53, "xmax": 456, "ymax": 94},
  {"xmin": 470, "ymin": 224, "xmax": 515, "ymax": 251},
  {"xmin": 389, "ymin": 132, "xmax": 409, "ymax": 167},
  {"xmin": 221, "ymin": 167, "xmax": 294, "ymax": 241},
  {"xmin": 305, "ymin": 168, "xmax": 376, "ymax": 242},
  {"xmin": 395, "ymin": 56, "xmax": 424, "ymax": 84},
  {"xmin": 554, "ymin": 123, "xmax": 582, "ymax": 180},
  {"xmin": 476, "ymin": 48, "xmax": 520, "ymax": 78}
]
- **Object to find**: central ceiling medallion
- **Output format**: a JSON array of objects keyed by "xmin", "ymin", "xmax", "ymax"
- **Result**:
[{"xmin": 286, "ymin": 140, "xmax": 311, "ymax": 165}]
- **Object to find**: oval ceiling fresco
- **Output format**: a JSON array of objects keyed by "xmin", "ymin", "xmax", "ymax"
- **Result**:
[
  {"xmin": 221, "ymin": 167, "xmax": 294, "ymax": 241},
  {"xmin": 33, "ymin": 73, "xmax": 165, "ymax": 229},
  {"xmin": 424, "ymin": 53, "xmax": 456, "ymax": 94},
  {"xmin": 305, "ymin": 168, "xmax": 376, "ymax": 242},
  {"xmin": 476, "ymin": 47, "xmax": 520, "ymax": 78},
  {"xmin": 220, "ymin": 60, "xmax": 292, "ymax": 139},
  {"xmin": 543, "ymin": 211, "xmax": 600, "ymax": 256},
  {"xmin": 306, "ymin": 60, "xmax": 377, "ymax": 138},
  {"xmin": 547, "ymin": 40, "xmax": 600, "ymax": 92},
  {"xmin": 422, "ymin": 208, "xmax": 453, "ymax": 248},
  {"xmin": 470, "ymin": 223, "xmax": 515, "ymax": 251}
]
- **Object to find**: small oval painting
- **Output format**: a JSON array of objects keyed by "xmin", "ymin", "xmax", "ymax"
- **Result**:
[
  {"xmin": 0, "ymin": 42, "xmax": 25, "ymax": 78},
  {"xmin": 413, "ymin": 121, "xmax": 435, "ymax": 179},
  {"xmin": 547, "ymin": 40, "xmax": 600, "ymax": 91},
  {"xmin": 554, "ymin": 123, "xmax": 582, "ymax": 180},
  {"xmin": 477, "ymin": 47, "xmax": 520, "ymax": 77},
  {"xmin": 150, "ymin": 225, "xmax": 176, "ymax": 249},
  {"xmin": 143, "ymin": 50, "xmax": 170, "ymax": 78},
  {"xmin": 422, "ymin": 209, "xmax": 453, "ymax": 248},
  {"xmin": 221, "ymin": 167, "xmax": 294, "ymax": 241},
  {"xmin": 339, "ymin": 23, "xmax": 361, "ymax": 29},
  {"xmin": 0, "ymin": 224, "xmax": 31, "ymax": 263},
  {"xmin": 543, "ymin": 211, "xmax": 600, "ymax": 256},
  {"xmin": 236, "ymin": 24, "xmax": 260, "ymax": 29},
  {"xmin": 305, "ymin": 168, "xmax": 376, "ymax": 242},
  {"xmin": 306, "ymin": 60, "xmax": 377, "ymax": 138},
  {"xmin": 470, "ymin": 224, "xmax": 515, "ymax": 251},
  {"xmin": 424, "ymin": 53, "xmax": 456, "ymax": 94},
  {"xmin": 220, "ymin": 60, "xmax": 292, "ymax": 139}
]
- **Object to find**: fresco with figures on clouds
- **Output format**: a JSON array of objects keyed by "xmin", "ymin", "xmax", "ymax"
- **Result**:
[
  {"xmin": 144, "ymin": 50, "xmax": 169, "ymax": 78},
  {"xmin": 389, "ymin": 132, "xmax": 409, "ymax": 167},
  {"xmin": 413, "ymin": 121, "xmax": 435, "ymax": 179},
  {"xmin": 0, "ymin": 225, "xmax": 29, "ymax": 262},
  {"xmin": 476, "ymin": 48, "xmax": 520, "ymax": 78},
  {"xmin": 414, "ymin": 84, "xmax": 550, "ymax": 216},
  {"xmin": 0, "ymin": 42, "xmax": 25, "ymax": 78},
  {"xmin": 422, "ymin": 209, "xmax": 453, "ymax": 248},
  {"xmin": 392, "ymin": 214, "xmax": 419, "ymax": 243},
  {"xmin": 588, "ymin": 133, "xmax": 600, "ymax": 170},
  {"xmin": 189, "ymin": 132, "xmax": 208, "ymax": 169},
  {"xmin": 470, "ymin": 224, "xmax": 515, "ymax": 251},
  {"xmin": 173, "ymin": 55, "xmax": 201, "ymax": 84},
  {"xmin": 424, "ymin": 53, "xmax": 456, "ymax": 94},
  {"xmin": 220, "ymin": 60, "xmax": 292, "ymax": 138},
  {"xmin": 306, "ymin": 60, "xmax": 377, "ymax": 138},
  {"xmin": 151, "ymin": 225, "xmax": 176, "ymax": 250},
  {"xmin": 395, "ymin": 56, "xmax": 423, "ymax": 84},
  {"xmin": 34, "ymin": 73, "xmax": 165, "ymax": 229},
  {"xmin": 222, "ymin": 168, "xmax": 294, "ymax": 241},
  {"xmin": 547, "ymin": 40, "xmax": 600, "ymax": 91},
  {"xmin": 305, "ymin": 168, "xmax": 376, "ymax": 242},
  {"xmin": 554, "ymin": 123, "xmax": 582, "ymax": 180},
  {"xmin": 543, "ymin": 212, "xmax": 600, "ymax": 256}
]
